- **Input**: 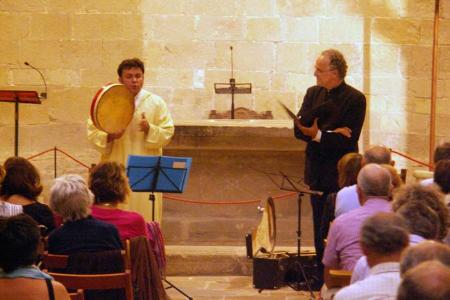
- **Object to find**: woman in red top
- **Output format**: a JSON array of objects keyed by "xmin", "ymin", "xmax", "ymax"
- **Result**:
[{"xmin": 89, "ymin": 161, "xmax": 150, "ymax": 240}]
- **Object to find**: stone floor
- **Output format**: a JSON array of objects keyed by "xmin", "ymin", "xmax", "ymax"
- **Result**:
[{"xmin": 164, "ymin": 276, "xmax": 317, "ymax": 300}]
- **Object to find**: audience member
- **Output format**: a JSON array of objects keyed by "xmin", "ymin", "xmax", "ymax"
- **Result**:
[
  {"xmin": 0, "ymin": 214, "xmax": 70, "ymax": 300},
  {"xmin": 320, "ymin": 152, "xmax": 362, "ymax": 251},
  {"xmin": 351, "ymin": 199, "xmax": 441, "ymax": 283},
  {"xmin": 323, "ymin": 164, "xmax": 392, "ymax": 288},
  {"xmin": 335, "ymin": 145, "xmax": 392, "ymax": 217},
  {"xmin": 0, "ymin": 157, "xmax": 55, "ymax": 235},
  {"xmin": 399, "ymin": 240, "xmax": 450, "ymax": 275},
  {"xmin": 335, "ymin": 212, "xmax": 409, "ymax": 300},
  {"xmin": 422, "ymin": 142, "xmax": 450, "ymax": 186},
  {"xmin": 434, "ymin": 159, "xmax": 450, "ymax": 195},
  {"xmin": 48, "ymin": 174, "xmax": 122, "ymax": 254},
  {"xmin": 89, "ymin": 161, "xmax": 150, "ymax": 240},
  {"xmin": 0, "ymin": 164, "xmax": 22, "ymax": 217},
  {"xmin": 392, "ymin": 184, "xmax": 448, "ymax": 240},
  {"xmin": 397, "ymin": 260, "xmax": 450, "ymax": 300}
]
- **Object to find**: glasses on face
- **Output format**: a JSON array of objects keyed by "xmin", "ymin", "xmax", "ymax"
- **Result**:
[{"xmin": 314, "ymin": 66, "xmax": 335, "ymax": 74}]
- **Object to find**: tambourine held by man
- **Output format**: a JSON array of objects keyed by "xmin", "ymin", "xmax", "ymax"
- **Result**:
[{"xmin": 90, "ymin": 83, "xmax": 135, "ymax": 134}]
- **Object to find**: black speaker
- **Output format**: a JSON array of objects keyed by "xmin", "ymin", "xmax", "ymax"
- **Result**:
[{"xmin": 253, "ymin": 254, "xmax": 317, "ymax": 290}]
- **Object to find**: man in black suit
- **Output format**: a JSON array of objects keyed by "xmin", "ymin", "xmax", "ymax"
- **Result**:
[{"xmin": 294, "ymin": 49, "xmax": 366, "ymax": 283}]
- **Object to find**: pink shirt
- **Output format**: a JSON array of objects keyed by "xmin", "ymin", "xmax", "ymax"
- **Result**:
[
  {"xmin": 322, "ymin": 197, "xmax": 392, "ymax": 270},
  {"xmin": 91, "ymin": 205, "xmax": 150, "ymax": 241}
]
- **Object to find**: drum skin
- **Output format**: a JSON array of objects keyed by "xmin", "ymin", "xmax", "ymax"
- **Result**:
[{"xmin": 90, "ymin": 83, "xmax": 135, "ymax": 134}]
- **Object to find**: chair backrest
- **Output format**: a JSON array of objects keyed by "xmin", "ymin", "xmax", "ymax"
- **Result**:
[
  {"xmin": 42, "ymin": 251, "xmax": 129, "ymax": 271},
  {"xmin": 49, "ymin": 270, "xmax": 133, "ymax": 300},
  {"xmin": 329, "ymin": 269, "xmax": 352, "ymax": 287},
  {"xmin": 69, "ymin": 290, "xmax": 85, "ymax": 300}
]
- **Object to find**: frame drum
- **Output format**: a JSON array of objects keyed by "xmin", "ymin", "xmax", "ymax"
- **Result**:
[{"xmin": 90, "ymin": 83, "xmax": 135, "ymax": 134}]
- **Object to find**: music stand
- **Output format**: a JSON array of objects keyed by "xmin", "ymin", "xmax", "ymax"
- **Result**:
[
  {"xmin": 0, "ymin": 90, "xmax": 41, "ymax": 156},
  {"xmin": 277, "ymin": 171, "xmax": 320, "ymax": 299},
  {"xmin": 127, "ymin": 154, "xmax": 193, "ymax": 300}
]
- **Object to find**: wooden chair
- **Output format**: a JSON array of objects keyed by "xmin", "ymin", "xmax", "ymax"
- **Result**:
[
  {"xmin": 41, "ymin": 251, "xmax": 130, "ymax": 270},
  {"xmin": 69, "ymin": 290, "xmax": 85, "ymax": 300},
  {"xmin": 49, "ymin": 271, "xmax": 133, "ymax": 300},
  {"xmin": 328, "ymin": 269, "xmax": 352, "ymax": 287}
]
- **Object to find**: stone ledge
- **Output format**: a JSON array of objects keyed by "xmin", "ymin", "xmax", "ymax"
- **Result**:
[{"xmin": 165, "ymin": 245, "xmax": 315, "ymax": 276}]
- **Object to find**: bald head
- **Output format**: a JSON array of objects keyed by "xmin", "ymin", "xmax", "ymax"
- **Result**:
[
  {"xmin": 357, "ymin": 163, "xmax": 392, "ymax": 198},
  {"xmin": 400, "ymin": 241, "xmax": 450, "ymax": 275},
  {"xmin": 363, "ymin": 145, "xmax": 392, "ymax": 165},
  {"xmin": 397, "ymin": 261, "xmax": 450, "ymax": 300}
]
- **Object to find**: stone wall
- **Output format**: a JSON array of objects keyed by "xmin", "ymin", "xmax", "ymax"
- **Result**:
[
  {"xmin": 1, "ymin": 0, "xmax": 449, "ymax": 169},
  {"xmin": 0, "ymin": 1, "xmax": 449, "ymax": 198}
]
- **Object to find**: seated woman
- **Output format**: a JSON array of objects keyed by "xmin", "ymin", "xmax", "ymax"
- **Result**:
[
  {"xmin": 0, "ymin": 157, "xmax": 55, "ymax": 234},
  {"xmin": 89, "ymin": 161, "xmax": 150, "ymax": 241},
  {"xmin": 0, "ymin": 165, "xmax": 23, "ymax": 217},
  {"xmin": 48, "ymin": 174, "xmax": 122, "ymax": 254},
  {"xmin": 0, "ymin": 214, "xmax": 70, "ymax": 300}
]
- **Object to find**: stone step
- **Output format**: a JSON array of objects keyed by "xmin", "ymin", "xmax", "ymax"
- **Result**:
[{"xmin": 165, "ymin": 245, "xmax": 315, "ymax": 276}]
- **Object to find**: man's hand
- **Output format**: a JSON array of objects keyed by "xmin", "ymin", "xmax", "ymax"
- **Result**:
[
  {"xmin": 333, "ymin": 127, "xmax": 352, "ymax": 138},
  {"xmin": 107, "ymin": 129, "xmax": 125, "ymax": 142},
  {"xmin": 294, "ymin": 118, "xmax": 319, "ymax": 138},
  {"xmin": 139, "ymin": 112, "xmax": 150, "ymax": 134}
]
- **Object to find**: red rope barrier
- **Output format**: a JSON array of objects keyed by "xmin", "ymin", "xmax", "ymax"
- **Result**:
[
  {"xmin": 27, "ymin": 148, "xmax": 55, "ymax": 161},
  {"xmin": 26, "ymin": 147, "xmax": 90, "ymax": 169},
  {"xmin": 163, "ymin": 191, "xmax": 297, "ymax": 205},
  {"xmin": 390, "ymin": 148, "xmax": 432, "ymax": 169},
  {"xmin": 56, "ymin": 148, "xmax": 90, "ymax": 169}
]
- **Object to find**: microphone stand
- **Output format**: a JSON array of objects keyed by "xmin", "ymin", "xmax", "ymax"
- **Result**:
[{"xmin": 24, "ymin": 61, "xmax": 48, "ymax": 99}]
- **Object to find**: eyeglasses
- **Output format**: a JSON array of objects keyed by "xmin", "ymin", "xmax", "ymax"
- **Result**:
[{"xmin": 314, "ymin": 66, "xmax": 335, "ymax": 74}]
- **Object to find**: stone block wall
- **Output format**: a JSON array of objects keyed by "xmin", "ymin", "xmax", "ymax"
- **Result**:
[{"xmin": 0, "ymin": 1, "xmax": 449, "ymax": 193}]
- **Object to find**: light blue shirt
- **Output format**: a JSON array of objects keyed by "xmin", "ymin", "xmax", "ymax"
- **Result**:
[
  {"xmin": 335, "ymin": 184, "xmax": 360, "ymax": 218},
  {"xmin": 0, "ymin": 266, "xmax": 53, "ymax": 280}
]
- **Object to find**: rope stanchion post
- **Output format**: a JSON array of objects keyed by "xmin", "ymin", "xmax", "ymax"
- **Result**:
[{"xmin": 54, "ymin": 146, "xmax": 57, "ymax": 178}]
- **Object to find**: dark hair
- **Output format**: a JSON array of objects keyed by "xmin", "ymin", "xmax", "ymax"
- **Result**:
[
  {"xmin": 359, "ymin": 212, "xmax": 409, "ymax": 255},
  {"xmin": 321, "ymin": 49, "xmax": 348, "ymax": 79},
  {"xmin": 393, "ymin": 184, "xmax": 448, "ymax": 240},
  {"xmin": 395, "ymin": 202, "xmax": 440, "ymax": 240},
  {"xmin": 434, "ymin": 159, "xmax": 450, "ymax": 194},
  {"xmin": 434, "ymin": 142, "xmax": 450, "ymax": 163},
  {"xmin": 337, "ymin": 152, "xmax": 362, "ymax": 188},
  {"xmin": 0, "ymin": 157, "xmax": 43, "ymax": 201},
  {"xmin": 117, "ymin": 58, "xmax": 145, "ymax": 77},
  {"xmin": 0, "ymin": 214, "xmax": 41, "ymax": 273},
  {"xmin": 89, "ymin": 162, "xmax": 130, "ymax": 204}
]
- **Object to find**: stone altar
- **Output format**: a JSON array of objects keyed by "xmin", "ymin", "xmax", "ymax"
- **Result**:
[{"xmin": 162, "ymin": 120, "xmax": 314, "ymax": 248}]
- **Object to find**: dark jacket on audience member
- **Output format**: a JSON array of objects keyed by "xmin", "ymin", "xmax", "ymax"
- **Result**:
[{"xmin": 48, "ymin": 216, "xmax": 122, "ymax": 254}]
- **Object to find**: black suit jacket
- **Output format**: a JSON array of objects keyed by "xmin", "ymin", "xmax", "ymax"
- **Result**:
[{"xmin": 294, "ymin": 82, "xmax": 366, "ymax": 192}]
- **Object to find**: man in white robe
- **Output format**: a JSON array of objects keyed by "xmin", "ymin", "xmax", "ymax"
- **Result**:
[{"xmin": 87, "ymin": 58, "xmax": 174, "ymax": 222}]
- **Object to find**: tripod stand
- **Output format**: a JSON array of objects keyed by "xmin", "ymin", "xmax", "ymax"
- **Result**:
[{"xmin": 279, "ymin": 172, "xmax": 319, "ymax": 299}]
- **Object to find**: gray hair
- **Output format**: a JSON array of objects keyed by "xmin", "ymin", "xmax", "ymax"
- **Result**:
[
  {"xmin": 49, "ymin": 174, "xmax": 93, "ymax": 222},
  {"xmin": 363, "ymin": 145, "xmax": 392, "ymax": 165},
  {"xmin": 321, "ymin": 49, "xmax": 348, "ymax": 79},
  {"xmin": 400, "ymin": 241, "xmax": 450, "ymax": 275},
  {"xmin": 360, "ymin": 212, "xmax": 409, "ymax": 255},
  {"xmin": 397, "ymin": 261, "xmax": 450, "ymax": 300},
  {"xmin": 357, "ymin": 163, "xmax": 392, "ymax": 197}
]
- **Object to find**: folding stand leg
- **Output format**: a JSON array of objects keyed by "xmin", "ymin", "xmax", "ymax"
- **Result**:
[
  {"xmin": 149, "ymin": 193, "xmax": 193, "ymax": 300},
  {"xmin": 163, "ymin": 278, "xmax": 193, "ymax": 300},
  {"xmin": 286, "ymin": 193, "xmax": 315, "ymax": 300}
]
